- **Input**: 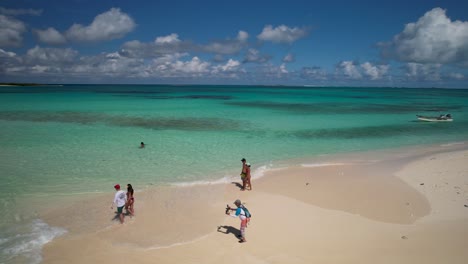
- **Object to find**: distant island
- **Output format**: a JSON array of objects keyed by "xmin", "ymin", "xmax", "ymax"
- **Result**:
[
  {"xmin": 0, "ymin": 83, "xmax": 63, "ymax": 87},
  {"xmin": 0, "ymin": 83, "xmax": 44, "ymax": 86}
]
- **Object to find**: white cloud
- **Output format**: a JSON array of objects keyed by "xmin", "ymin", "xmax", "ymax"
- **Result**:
[
  {"xmin": 202, "ymin": 31, "xmax": 249, "ymax": 55},
  {"xmin": 282, "ymin": 53, "xmax": 295, "ymax": 63},
  {"xmin": 335, "ymin": 61, "xmax": 390, "ymax": 80},
  {"xmin": 155, "ymin": 33, "xmax": 180, "ymax": 44},
  {"xmin": 31, "ymin": 65, "xmax": 51, "ymax": 73},
  {"xmin": 0, "ymin": 48, "xmax": 16, "ymax": 58},
  {"xmin": 123, "ymin": 31, "xmax": 247, "ymax": 59},
  {"xmin": 379, "ymin": 8, "xmax": 468, "ymax": 66},
  {"xmin": 237, "ymin": 31, "xmax": 248, "ymax": 42},
  {"xmin": 405, "ymin": 63, "xmax": 441, "ymax": 81},
  {"xmin": 172, "ymin": 57, "xmax": 210, "ymax": 73},
  {"xmin": 337, "ymin": 61, "xmax": 362, "ymax": 79},
  {"xmin": 66, "ymin": 8, "xmax": 136, "ymax": 42},
  {"xmin": 213, "ymin": 59, "xmax": 240, "ymax": 72},
  {"xmin": 0, "ymin": 15, "xmax": 26, "ymax": 47},
  {"xmin": 244, "ymin": 48, "xmax": 270, "ymax": 63},
  {"xmin": 257, "ymin": 25, "xmax": 308, "ymax": 44},
  {"xmin": 300, "ymin": 66, "xmax": 327, "ymax": 80},
  {"xmin": 279, "ymin": 63, "xmax": 288, "ymax": 73},
  {"xmin": 63, "ymin": 52, "xmax": 147, "ymax": 78},
  {"xmin": 204, "ymin": 41, "xmax": 243, "ymax": 55},
  {"xmin": 360, "ymin": 62, "xmax": 389, "ymax": 80},
  {"xmin": 448, "ymin": 72, "xmax": 464, "ymax": 80},
  {"xmin": 34, "ymin": 27, "xmax": 67, "ymax": 45},
  {"xmin": 255, "ymin": 63, "xmax": 290, "ymax": 80},
  {"xmin": 25, "ymin": 46, "xmax": 78, "ymax": 64},
  {"xmin": 121, "ymin": 39, "xmax": 191, "ymax": 58},
  {"xmin": 0, "ymin": 7, "xmax": 42, "ymax": 16},
  {"xmin": 152, "ymin": 53, "xmax": 187, "ymax": 65}
]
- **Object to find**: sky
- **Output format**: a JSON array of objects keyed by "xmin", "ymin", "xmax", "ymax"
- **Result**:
[{"xmin": 1, "ymin": 0, "xmax": 468, "ymax": 88}]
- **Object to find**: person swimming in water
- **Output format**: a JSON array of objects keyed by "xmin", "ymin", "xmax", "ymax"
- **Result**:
[{"xmin": 140, "ymin": 142, "xmax": 145, "ymax": 148}]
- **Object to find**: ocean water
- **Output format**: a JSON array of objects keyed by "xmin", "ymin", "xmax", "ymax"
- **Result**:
[{"xmin": 1, "ymin": 84, "xmax": 468, "ymax": 262}]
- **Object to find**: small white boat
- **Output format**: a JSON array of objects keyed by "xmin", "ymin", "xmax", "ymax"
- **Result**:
[{"xmin": 416, "ymin": 114, "xmax": 453, "ymax": 122}]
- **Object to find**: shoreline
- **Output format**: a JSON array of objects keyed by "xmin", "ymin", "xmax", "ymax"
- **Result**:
[{"xmin": 40, "ymin": 142, "xmax": 468, "ymax": 263}]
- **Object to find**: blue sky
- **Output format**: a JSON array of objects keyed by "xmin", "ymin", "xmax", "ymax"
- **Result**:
[{"xmin": 1, "ymin": 0, "xmax": 468, "ymax": 87}]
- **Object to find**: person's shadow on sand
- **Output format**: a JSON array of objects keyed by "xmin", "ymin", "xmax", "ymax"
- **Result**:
[
  {"xmin": 217, "ymin": 225, "xmax": 241, "ymax": 239},
  {"xmin": 111, "ymin": 213, "xmax": 120, "ymax": 222},
  {"xmin": 231, "ymin": 182, "xmax": 243, "ymax": 190}
]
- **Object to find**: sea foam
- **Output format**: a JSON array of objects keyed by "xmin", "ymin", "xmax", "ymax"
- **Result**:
[{"xmin": 0, "ymin": 219, "xmax": 66, "ymax": 264}]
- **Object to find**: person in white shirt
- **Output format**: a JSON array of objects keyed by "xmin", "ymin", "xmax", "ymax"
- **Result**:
[{"xmin": 111, "ymin": 184, "xmax": 127, "ymax": 224}]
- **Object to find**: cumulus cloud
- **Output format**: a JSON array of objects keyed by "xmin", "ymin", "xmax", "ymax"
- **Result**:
[
  {"xmin": 282, "ymin": 53, "xmax": 295, "ymax": 63},
  {"xmin": 155, "ymin": 33, "xmax": 180, "ymax": 44},
  {"xmin": 254, "ymin": 63, "xmax": 290, "ymax": 80},
  {"xmin": 121, "ymin": 38, "xmax": 192, "ymax": 59},
  {"xmin": 448, "ymin": 72, "xmax": 464, "ymax": 80},
  {"xmin": 360, "ymin": 62, "xmax": 389, "ymax": 80},
  {"xmin": 300, "ymin": 66, "xmax": 327, "ymax": 80},
  {"xmin": 213, "ymin": 59, "xmax": 240, "ymax": 72},
  {"xmin": 404, "ymin": 63, "xmax": 441, "ymax": 81},
  {"xmin": 379, "ymin": 8, "xmax": 468, "ymax": 67},
  {"xmin": 171, "ymin": 56, "xmax": 210, "ymax": 74},
  {"xmin": 122, "ymin": 31, "xmax": 247, "ymax": 59},
  {"xmin": 257, "ymin": 25, "xmax": 308, "ymax": 44},
  {"xmin": 203, "ymin": 41, "xmax": 244, "ymax": 55},
  {"xmin": 202, "ymin": 31, "xmax": 249, "ymax": 55},
  {"xmin": 336, "ymin": 61, "xmax": 362, "ymax": 79},
  {"xmin": 24, "ymin": 46, "xmax": 78, "ymax": 64},
  {"xmin": 0, "ymin": 48, "xmax": 16, "ymax": 58},
  {"xmin": 0, "ymin": 15, "xmax": 26, "ymax": 47},
  {"xmin": 65, "ymin": 8, "xmax": 136, "ymax": 42},
  {"xmin": 0, "ymin": 7, "xmax": 43, "ymax": 16},
  {"xmin": 34, "ymin": 27, "xmax": 67, "ymax": 45},
  {"xmin": 279, "ymin": 63, "xmax": 288, "ymax": 73},
  {"xmin": 335, "ymin": 61, "xmax": 390, "ymax": 80},
  {"xmin": 243, "ymin": 48, "xmax": 271, "ymax": 63},
  {"xmin": 237, "ymin": 31, "xmax": 248, "ymax": 42},
  {"xmin": 1, "ymin": 46, "xmax": 80, "ymax": 76}
]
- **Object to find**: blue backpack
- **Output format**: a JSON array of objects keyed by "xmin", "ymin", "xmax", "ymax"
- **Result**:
[{"xmin": 241, "ymin": 205, "xmax": 252, "ymax": 218}]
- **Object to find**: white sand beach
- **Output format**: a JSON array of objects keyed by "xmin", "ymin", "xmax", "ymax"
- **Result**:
[{"xmin": 41, "ymin": 144, "xmax": 468, "ymax": 264}]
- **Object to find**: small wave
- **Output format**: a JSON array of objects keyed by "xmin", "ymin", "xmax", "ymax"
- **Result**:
[
  {"xmin": 300, "ymin": 162, "xmax": 349, "ymax": 168},
  {"xmin": 171, "ymin": 162, "xmax": 275, "ymax": 187},
  {"xmin": 171, "ymin": 175, "xmax": 234, "ymax": 187},
  {"xmin": 440, "ymin": 141, "xmax": 466, "ymax": 147},
  {"xmin": 0, "ymin": 219, "xmax": 67, "ymax": 264}
]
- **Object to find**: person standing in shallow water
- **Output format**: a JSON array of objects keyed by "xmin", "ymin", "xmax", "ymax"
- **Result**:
[
  {"xmin": 111, "ymin": 184, "xmax": 127, "ymax": 224},
  {"xmin": 245, "ymin": 163, "xmax": 252, "ymax": 191},
  {"xmin": 240, "ymin": 158, "xmax": 248, "ymax": 191},
  {"xmin": 125, "ymin": 184, "xmax": 135, "ymax": 216},
  {"xmin": 140, "ymin": 142, "xmax": 145, "ymax": 148}
]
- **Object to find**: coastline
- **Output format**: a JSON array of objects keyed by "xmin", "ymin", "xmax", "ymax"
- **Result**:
[{"xmin": 40, "ymin": 142, "xmax": 468, "ymax": 263}]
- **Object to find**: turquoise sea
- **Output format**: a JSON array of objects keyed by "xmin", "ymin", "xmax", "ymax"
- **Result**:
[{"xmin": 1, "ymin": 84, "xmax": 468, "ymax": 263}]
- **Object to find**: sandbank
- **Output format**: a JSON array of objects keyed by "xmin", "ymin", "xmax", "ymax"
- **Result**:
[{"xmin": 42, "ymin": 143, "xmax": 468, "ymax": 264}]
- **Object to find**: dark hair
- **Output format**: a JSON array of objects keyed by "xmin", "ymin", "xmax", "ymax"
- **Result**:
[{"xmin": 127, "ymin": 184, "xmax": 134, "ymax": 195}]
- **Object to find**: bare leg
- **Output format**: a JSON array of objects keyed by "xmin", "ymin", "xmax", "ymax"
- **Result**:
[
  {"xmin": 239, "ymin": 224, "xmax": 246, "ymax": 242},
  {"xmin": 129, "ymin": 202, "xmax": 135, "ymax": 216}
]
